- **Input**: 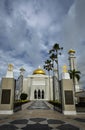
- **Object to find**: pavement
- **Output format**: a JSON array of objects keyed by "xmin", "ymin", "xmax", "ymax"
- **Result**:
[{"xmin": 0, "ymin": 101, "xmax": 85, "ymax": 130}]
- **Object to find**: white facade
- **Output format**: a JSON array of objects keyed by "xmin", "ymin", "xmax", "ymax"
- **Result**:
[{"xmin": 22, "ymin": 74, "xmax": 53, "ymax": 100}]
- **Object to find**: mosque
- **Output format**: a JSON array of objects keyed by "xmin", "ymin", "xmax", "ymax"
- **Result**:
[
  {"xmin": 22, "ymin": 67, "xmax": 53, "ymax": 100},
  {"xmin": 0, "ymin": 49, "xmax": 81, "ymax": 102},
  {"xmin": 16, "ymin": 66, "xmax": 57, "ymax": 101},
  {"xmin": 15, "ymin": 49, "xmax": 80, "ymax": 101},
  {"xmin": 0, "ymin": 49, "xmax": 85, "ymax": 115}
]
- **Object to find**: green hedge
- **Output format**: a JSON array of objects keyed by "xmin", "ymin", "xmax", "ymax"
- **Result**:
[
  {"xmin": 76, "ymin": 102, "xmax": 85, "ymax": 107},
  {"xmin": 14, "ymin": 100, "xmax": 30, "ymax": 108},
  {"xmin": 48, "ymin": 100, "xmax": 62, "ymax": 108},
  {"xmin": 20, "ymin": 93, "xmax": 28, "ymax": 100}
]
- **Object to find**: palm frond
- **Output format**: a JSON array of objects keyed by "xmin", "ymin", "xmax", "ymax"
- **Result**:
[
  {"xmin": 75, "ymin": 74, "xmax": 80, "ymax": 81},
  {"xmin": 53, "ymin": 43, "xmax": 60, "ymax": 50},
  {"xmin": 68, "ymin": 69, "xmax": 81, "ymax": 81}
]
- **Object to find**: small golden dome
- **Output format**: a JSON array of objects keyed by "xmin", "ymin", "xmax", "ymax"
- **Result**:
[
  {"xmin": 33, "ymin": 67, "xmax": 46, "ymax": 75},
  {"xmin": 68, "ymin": 49, "xmax": 75, "ymax": 54},
  {"xmin": 8, "ymin": 64, "xmax": 14, "ymax": 71}
]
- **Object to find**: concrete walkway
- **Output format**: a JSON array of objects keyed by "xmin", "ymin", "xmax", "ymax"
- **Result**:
[{"xmin": 0, "ymin": 101, "xmax": 85, "ymax": 130}]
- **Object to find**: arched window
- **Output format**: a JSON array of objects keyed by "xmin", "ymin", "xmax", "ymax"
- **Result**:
[
  {"xmin": 42, "ymin": 90, "xmax": 44, "ymax": 99},
  {"xmin": 34, "ymin": 90, "xmax": 37, "ymax": 99},
  {"xmin": 38, "ymin": 89, "xmax": 40, "ymax": 99}
]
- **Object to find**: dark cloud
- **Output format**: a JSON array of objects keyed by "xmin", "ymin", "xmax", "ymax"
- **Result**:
[
  {"xmin": 58, "ymin": 0, "xmax": 74, "ymax": 14},
  {"xmin": 0, "ymin": 0, "xmax": 85, "ymax": 89}
]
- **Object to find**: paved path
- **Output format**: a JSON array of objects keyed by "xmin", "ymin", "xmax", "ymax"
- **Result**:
[
  {"xmin": 27, "ymin": 100, "xmax": 50, "ymax": 110},
  {"xmin": 0, "ymin": 101, "xmax": 85, "ymax": 130}
]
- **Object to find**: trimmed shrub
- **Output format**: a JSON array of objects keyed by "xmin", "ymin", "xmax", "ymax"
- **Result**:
[
  {"xmin": 20, "ymin": 93, "xmax": 28, "ymax": 100},
  {"xmin": 14, "ymin": 100, "xmax": 30, "ymax": 108},
  {"xmin": 48, "ymin": 100, "xmax": 62, "ymax": 108},
  {"xmin": 76, "ymin": 102, "xmax": 85, "ymax": 107}
]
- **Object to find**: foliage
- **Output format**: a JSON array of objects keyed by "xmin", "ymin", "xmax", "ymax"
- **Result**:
[
  {"xmin": 49, "ymin": 43, "xmax": 63, "ymax": 78},
  {"xmin": 48, "ymin": 100, "xmax": 62, "ymax": 108},
  {"xmin": 49, "ymin": 43, "xmax": 63, "ymax": 61},
  {"xmin": 20, "ymin": 93, "xmax": 28, "ymax": 100},
  {"xmin": 76, "ymin": 102, "xmax": 85, "ymax": 107},
  {"xmin": 14, "ymin": 101, "xmax": 22, "ymax": 108},
  {"xmin": 43, "ymin": 59, "xmax": 53, "ymax": 73},
  {"xmin": 14, "ymin": 100, "xmax": 30, "ymax": 108},
  {"xmin": 68, "ymin": 69, "xmax": 81, "ymax": 81}
]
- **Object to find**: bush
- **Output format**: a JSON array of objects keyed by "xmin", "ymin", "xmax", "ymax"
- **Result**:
[
  {"xmin": 48, "ymin": 100, "xmax": 62, "ymax": 108},
  {"xmin": 14, "ymin": 101, "xmax": 22, "ymax": 108},
  {"xmin": 14, "ymin": 100, "xmax": 30, "ymax": 108},
  {"xmin": 76, "ymin": 102, "xmax": 85, "ymax": 107},
  {"xmin": 20, "ymin": 93, "xmax": 28, "ymax": 100}
]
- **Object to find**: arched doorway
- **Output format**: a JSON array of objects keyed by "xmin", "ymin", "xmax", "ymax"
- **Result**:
[
  {"xmin": 34, "ymin": 89, "xmax": 45, "ymax": 99},
  {"xmin": 38, "ymin": 89, "xmax": 40, "ymax": 99},
  {"xmin": 34, "ymin": 90, "xmax": 37, "ymax": 99},
  {"xmin": 42, "ymin": 90, "xmax": 44, "ymax": 99}
]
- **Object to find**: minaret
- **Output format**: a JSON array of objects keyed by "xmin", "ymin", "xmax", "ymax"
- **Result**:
[
  {"xmin": 15, "ymin": 67, "xmax": 25, "ymax": 100},
  {"xmin": 68, "ymin": 49, "xmax": 80, "ymax": 92},
  {"xmin": 20, "ymin": 67, "xmax": 25, "ymax": 76},
  {"xmin": 6, "ymin": 64, "xmax": 14, "ymax": 78},
  {"xmin": 68, "ymin": 49, "xmax": 77, "ymax": 70}
]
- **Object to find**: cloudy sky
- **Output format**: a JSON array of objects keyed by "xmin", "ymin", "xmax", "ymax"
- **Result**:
[{"xmin": 0, "ymin": 0, "xmax": 85, "ymax": 89}]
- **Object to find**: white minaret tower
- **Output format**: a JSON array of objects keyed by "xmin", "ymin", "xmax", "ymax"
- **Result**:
[
  {"xmin": 68, "ymin": 49, "xmax": 77, "ymax": 70},
  {"xmin": 68, "ymin": 49, "xmax": 80, "ymax": 92},
  {"xmin": 20, "ymin": 67, "xmax": 25, "ymax": 76}
]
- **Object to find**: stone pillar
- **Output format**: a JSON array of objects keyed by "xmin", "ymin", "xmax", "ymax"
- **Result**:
[
  {"xmin": 61, "ymin": 65, "xmax": 76, "ymax": 115},
  {"xmin": 0, "ymin": 78, "xmax": 15, "ymax": 114},
  {"xmin": 0, "ymin": 64, "xmax": 15, "ymax": 114}
]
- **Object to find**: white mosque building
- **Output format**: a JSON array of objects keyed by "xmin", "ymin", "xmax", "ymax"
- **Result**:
[
  {"xmin": 22, "ymin": 67, "xmax": 53, "ymax": 100},
  {"xmin": 16, "ymin": 66, "xmax": 59, "ymax": 101},
  {"xmin": 15, "ymin": 49, "xmax": 81, "ymax": 101},
  {"xmin": 0, "ymin": 49, "xmax": 82, "ymax": 102},
  {"xmin": 0, "ymin": 49, "xmax": 85, "ymax": 115}
]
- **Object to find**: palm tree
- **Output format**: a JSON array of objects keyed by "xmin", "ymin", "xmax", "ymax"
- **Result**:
[
  {"xmin": 44, "ymin": 59, "xmax": 53, "ymax": 77},
  {"xmin": 49, "ymin": 43, "xmax": 63, "ymax": 101},
  {"xmin": 53, "ymin": 43, "xmax": 63, "ymax": 54},
  {"xmin": 50, "ymin": 53, "xmax": 56, "ymax": 74},
  {"xmin": 49, "ymin": 43, "xmax": 63, "ymax": 81},
  {"xmin": 43, "ymin": 59, "xmax": 53, "ymax": 100},
  {"xmin": 49, "ymin": 54, "xmax": 56, "ymax": 101},
  {"xmin": 68, "ymin": 69, "xmax": 81, "ymax": 91}
]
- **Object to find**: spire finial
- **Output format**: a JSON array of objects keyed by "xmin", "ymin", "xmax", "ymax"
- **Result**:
[{"xmin": 38, "ymin": 65, "xmax": 41, "ymax": 68}]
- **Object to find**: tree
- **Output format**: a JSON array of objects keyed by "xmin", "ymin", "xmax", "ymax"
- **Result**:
[
  {"xmin": 49, "ymin": 43, "xmax": 63, "ymax": 101},
  {"xmin": 49, "ymin": 43, "xmax": 63, "ymax": 81},
  {"xmin": 43, "ymin": 59, "xmax": 53, "ymax": 100},
  {"xmin": 20, "ymin": 93, "xmax": 28, "ymax": 100},
  {"xmin": 68, "ymin": 69, "xmax": 81, "ymax": 91},
  {"xmin": 44, "ymin": 59, "xmax": 53, "ymax": 74}
]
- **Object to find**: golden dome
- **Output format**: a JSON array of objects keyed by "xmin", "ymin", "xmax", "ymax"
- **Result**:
[
  {"xmin": 33, "ymin": 67, "xmax": 46, "ymax": 75},
  {"xmin": 8, "ymin": 64, "xmax": 14, "ymax": 71},
  {"xmin": 68, "ymin": 49, "xmax": 75, "ymax": 54}
]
